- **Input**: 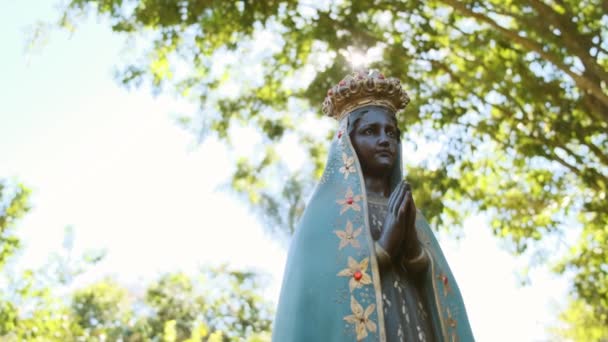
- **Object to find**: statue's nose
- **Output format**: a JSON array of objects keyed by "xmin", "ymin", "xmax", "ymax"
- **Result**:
[{"xmin": 378, "ymin": 135, "xmax": 390, "ymax": 146}]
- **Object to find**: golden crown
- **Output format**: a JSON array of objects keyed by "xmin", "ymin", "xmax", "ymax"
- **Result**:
[{"xmin": 322, "ymin": 69, "xmax": 410, "ymax": 121}]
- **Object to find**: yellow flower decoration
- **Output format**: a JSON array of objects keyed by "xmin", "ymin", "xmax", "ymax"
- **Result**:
[
  {"xmin": 337, "ymin": 187, "xmax": 362, "ymax": 214},
  {"xmin": 339, "ymin": 153, "xmax": 356, "ymax": 179},
  {"xmin": 334, "ymin": 220, "xmax": 362, "ymax": 250},
  {"xmin": 344, "ymin": 296, "xmax": 377, "ymax": 341},
  {"xmin": 337, "ymin": 257, "xmax": 372, "ymax": 292}
]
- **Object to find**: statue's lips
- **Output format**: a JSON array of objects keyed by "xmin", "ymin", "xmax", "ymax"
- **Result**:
[{"xmin": 375, "ymin": 151, "xmax": 394, "ymax": 158}]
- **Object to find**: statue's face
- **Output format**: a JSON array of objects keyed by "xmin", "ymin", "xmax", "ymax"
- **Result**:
[{"xmin": 349, "ymin": 106, "xmax": 400, "ymax": 177}]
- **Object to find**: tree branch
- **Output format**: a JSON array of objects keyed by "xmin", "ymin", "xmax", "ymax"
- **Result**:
[
  {"xmin": 593, "ymin": 43, "xmax": 608, "ymax": 57},
  {"xmin": 441, "ymin": 0, "xmax": 608, "ymax": 125},
  {"xmin": 526, "ymin": 0, "xmax": 608, "ymax": 85},
  {"xmin": 583, "ymin": 139, "xmax": 608, "ymax": 167}
]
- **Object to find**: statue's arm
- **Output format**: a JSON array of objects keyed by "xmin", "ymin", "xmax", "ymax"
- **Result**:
[
  {"xmin": 375, "ymin": 240, "xmax": 429, "ymax": 273},
  {"xmin": 374, "ymin": 241, "xmax": 392, "ymax": 269},
  {"xmin": 401, "ymin": 242, "xmax": 430, "ymax": 273},
  {"xmin": 400, "ymin": 214, "xmax": 430, "ymax": 273}
]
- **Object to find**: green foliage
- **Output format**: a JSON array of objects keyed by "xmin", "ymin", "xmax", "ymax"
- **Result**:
[
  {"xmin": 145, "ymin": 272, "xmax": 206, "ymax": 340},
  {"xmin": 74, "ymin": 268, "xmax": 273, "ymax": 342},
  {"xmin": 0, "ymin": 187, "xmax": 106, "ymax": 341},
  {"xmin": 49, "ymin": 0, "xmax": 608, "ymax": 335},
  {"xmin": 0, "ymin": 180, "xmax": 272, "ymax": 340},
  {"xmin": 0, "ymin": 180, "xmax": 31, "ymax": 269},
  {"xmin": 1, "ymin": 267, "xmax": 273, "ymax": 341},
  {"xmin": 551, "ymin": 299, "xmax": 608, "ymax": 341},
  {"xmin": 71, "ymin": 279, "xmax": 133, "ymax": 340},
  {"xmin": 0, "ymin": 254, "xmax": 79, "ymax": 341},
  {"xmin": 202, "ymin": 266, "xmax": 273, "ymax": 339},
  {"xmin": 0, "ymin": 182, "xmax": 75, "ymax": 340},
  {"xmin": 1, "ymin": 260, "xmax": 272, "ymax": 341}
]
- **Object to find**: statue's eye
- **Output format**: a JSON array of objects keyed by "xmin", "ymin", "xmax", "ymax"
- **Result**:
[
  {"xmin": 387, "ymin": 128, "xmax": 400, "ymax": 139},
  {"xmin": 363, "ymin": 128, "xmax": 373, "ymax": 135}
]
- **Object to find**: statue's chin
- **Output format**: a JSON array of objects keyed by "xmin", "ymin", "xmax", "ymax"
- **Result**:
[{"xmin": 362, "ymin": 163, "xmax": 394, "ymax": 178}]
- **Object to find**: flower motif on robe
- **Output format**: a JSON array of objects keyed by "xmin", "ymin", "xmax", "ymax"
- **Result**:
[
  {"xmin": 344, "ymin": 296, "xmax": 377, "ymax": 341},
  {"xmin": 336, "ymin": 122, "xmax": 347, "ymax": 145},
  {"xmin": 339, "ymin": 153, "xmax": 356, "ymax": 179},
  {"xmin": 334, "ymin": 220, "xmax": 363, "ymax": 250},
  {"xmin": 337, "ymin": 129, "xmax": 344, "ymax": 142},
  {"xmin": 447, "ymin": 307, "xmax": 457, "ymax": 328},
  {"xmin": 438, "ymin": 273, "xmax": 452, "ymax": 296},
  {"xmin": 337, "ymin": 256, "xmax": 372, "ymax": 292},
  {"xmin": 337, "ymin": 187, "xmax": 362, "ymax": 214}
]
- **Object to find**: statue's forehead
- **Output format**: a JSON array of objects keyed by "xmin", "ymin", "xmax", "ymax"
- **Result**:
[
  {"xmin": 349, "ymin": 106, "xmax": 397, "ymax": 126},
  {"xmin": 351, "ymin": 104, "xmax": 394, "ymax": 116}
]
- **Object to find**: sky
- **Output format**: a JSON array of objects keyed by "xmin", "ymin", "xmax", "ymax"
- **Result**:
[{"xmin": 1, "ymin": 1, "xmax": 570, "ymax": 341}]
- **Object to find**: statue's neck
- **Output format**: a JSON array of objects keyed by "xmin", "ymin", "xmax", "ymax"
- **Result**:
[{"xmin": 363, "ymin": 173, "xmax": 390, "ymax": 198}]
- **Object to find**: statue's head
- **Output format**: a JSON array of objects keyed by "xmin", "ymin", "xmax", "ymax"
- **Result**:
[
  {"xmin": 323, "ymin": 70, "xmax": 409, "ymax": 178},
  {"xmin": 347, "ymin": 105, "xmax": 400, "ymax": 177}
]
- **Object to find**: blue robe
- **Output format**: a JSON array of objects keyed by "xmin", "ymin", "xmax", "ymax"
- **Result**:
[{"xmin": 272, "ymin": 115, "xmax": 473, "ymax": 341}]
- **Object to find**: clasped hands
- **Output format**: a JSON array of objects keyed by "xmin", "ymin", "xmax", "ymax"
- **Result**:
[{"xmin": 377, "ymin": 181, "xmax": 421, "ymax": 261}]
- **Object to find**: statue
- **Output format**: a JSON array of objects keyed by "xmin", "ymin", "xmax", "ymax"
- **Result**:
[{"xmin": 272, "ymin": 70, "xmax": 473, "ymax": 341}]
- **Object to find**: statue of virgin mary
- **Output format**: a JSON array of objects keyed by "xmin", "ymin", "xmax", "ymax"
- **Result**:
[{"xmin": 272, "ymin": 70, "xmax": 473, "ymax": 341}]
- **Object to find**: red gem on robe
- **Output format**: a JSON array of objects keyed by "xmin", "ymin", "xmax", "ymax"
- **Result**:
[
  {"xmin": 346, "ymin": 197, "xmax": 354, "ymax": 205},
  {"xmin": 353, "ymin": 271, "xmax": 362, "ymax": 281},
  {"xmin": 442, "ymin": 275, "xmax": 449, "ymax": 286},
  {"xmin": 337, "ymin": 131, "xmax": 343, "ymax": 139}
]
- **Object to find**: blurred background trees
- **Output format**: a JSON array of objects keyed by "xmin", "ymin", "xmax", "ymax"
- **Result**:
[{"xmin": 0, "ymin": 180, "xmax": 273, "ymax": 341}]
